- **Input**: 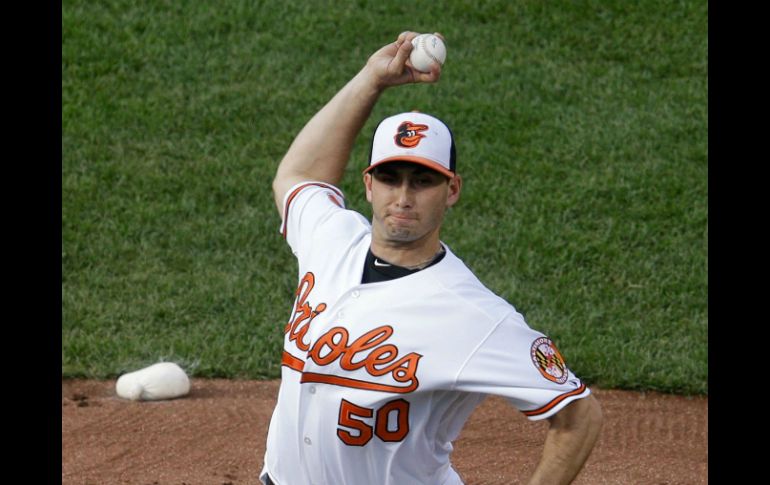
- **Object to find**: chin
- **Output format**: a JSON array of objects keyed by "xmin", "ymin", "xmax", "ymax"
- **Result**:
[
  {"xmin": 386, "ymin": 229, "xmax": 415, "ymax": 241},
  {"xmin": 383, "ymin": 223, "xmax": 420, "ymax": 241}
]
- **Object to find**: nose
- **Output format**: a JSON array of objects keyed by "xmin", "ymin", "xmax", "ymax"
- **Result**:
[{"xmin": 395, "ymin": 180, "xmax": 414, "ymax": 208}]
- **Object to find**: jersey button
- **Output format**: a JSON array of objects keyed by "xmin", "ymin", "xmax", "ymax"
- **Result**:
[
  {"xmin": 304, "ymin": 437, "xmax": 312, "ymax": 445},
  {"xmin": 309, "ymin": 386, "xmax": 316, "ymax": 394},
  {"xmin": 351, "ymin": 290, "xmax": 360, "ymax": 298}
]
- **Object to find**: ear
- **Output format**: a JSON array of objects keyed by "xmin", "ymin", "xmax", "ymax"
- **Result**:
[
  {"xmin": 446, "ymin": 174, "xmax": 462, "ymax": 207},
  {"xmin": 363, "ymin": 173, "xmax": 373, "ymax": 203}
]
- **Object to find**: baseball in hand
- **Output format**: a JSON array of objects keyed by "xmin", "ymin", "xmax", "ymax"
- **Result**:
[{"xmin": 409, "ymin": 33, "xmax": 446, "ymax": 73}]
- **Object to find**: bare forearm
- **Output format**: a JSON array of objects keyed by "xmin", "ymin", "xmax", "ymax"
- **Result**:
[
  {"xmin": 527, "ymin": 394, "xmax": 603, "ymax": 485},
  {"xmin": 273, "ymin": 68, "xmax": 382, "ymax": 192},
  {"xmin": 271, "ymin": 31, "xmax": 442, "ymax": 212}
]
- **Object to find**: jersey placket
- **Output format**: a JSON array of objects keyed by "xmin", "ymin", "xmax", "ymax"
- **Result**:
[{"xmin": 295, "ymin": 286, "xmax": 364, "ymax": 484}]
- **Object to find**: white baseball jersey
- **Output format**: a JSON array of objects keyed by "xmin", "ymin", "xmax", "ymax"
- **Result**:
[{"xmin": 261, "ymin": 181, "xmax": 591, "ymax": 485}]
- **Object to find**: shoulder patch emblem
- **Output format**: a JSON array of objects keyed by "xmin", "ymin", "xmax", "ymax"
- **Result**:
[{"xmin": 530, "ymin": 337, "xmax": 568, "ymax": 384}]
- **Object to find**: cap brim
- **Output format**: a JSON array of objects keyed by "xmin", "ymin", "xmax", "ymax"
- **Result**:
[{"xmin": 363, "ymin": 156, "xmax": 454, "ymax": 178}]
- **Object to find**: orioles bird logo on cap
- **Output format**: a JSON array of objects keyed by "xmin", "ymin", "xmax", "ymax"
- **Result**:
[{"xmin": 394, "ymin": 121, "xmax": 429, "ymax": 148}]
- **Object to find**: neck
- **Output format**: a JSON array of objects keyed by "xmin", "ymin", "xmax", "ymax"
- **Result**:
[{"xmin": 370, "ymin": 238, "xmax": 444, "ymax": 270}]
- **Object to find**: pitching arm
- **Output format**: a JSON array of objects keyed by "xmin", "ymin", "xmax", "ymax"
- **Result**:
[
  {"xmin": 527, "ymin": 393, "xmax": 603, "ymax": 485},
  {"xmin": 272, "ymin": 31, "xmax": 442, "ymax": 213}
]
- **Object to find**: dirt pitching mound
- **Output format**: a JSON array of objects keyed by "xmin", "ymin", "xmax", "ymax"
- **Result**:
[{"xmin": 62, "ymin": 379, "xmax": 707, "ymax": 484}]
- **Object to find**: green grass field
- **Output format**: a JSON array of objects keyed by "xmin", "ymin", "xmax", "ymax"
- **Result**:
[{"xmin": 62, "ymin": 0, "xmax": 708, "ymax": 395}]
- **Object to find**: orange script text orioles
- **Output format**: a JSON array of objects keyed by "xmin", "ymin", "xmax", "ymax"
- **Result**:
[
  {"xmin": 285, "ymin": 273, "xmax": 327, "ymax": 351},
  {"xmin": 284, "ymin": 273, "xmax": 422, "ymax": 394}
]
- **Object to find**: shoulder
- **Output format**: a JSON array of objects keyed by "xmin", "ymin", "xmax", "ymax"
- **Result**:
[
  {"xmin": 280, "ymin": 181, "xmax": 346, "ymax": 231},
  {"xmin": 428, "ymin": 246, "xmax": 518, "ymax": 321},
  {"xmin": 280, "ymin": 180, "xmax": 370, "ymax": 256}
]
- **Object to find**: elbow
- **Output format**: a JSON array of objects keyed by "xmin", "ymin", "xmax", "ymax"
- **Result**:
[
  {"xmin": 550, "ymin": 393, "xmax": 603, "ymax": 432},
  {"xmin": 272, "ymin": 164, "xmax": 289, "ymax": 198},
  {"xmin": 271, "ymin": 177, "xmax": 283, "ymax": 214},
  {"xmin": 585, "ymin": 393, "xmax": 603, "ymax": 434}
]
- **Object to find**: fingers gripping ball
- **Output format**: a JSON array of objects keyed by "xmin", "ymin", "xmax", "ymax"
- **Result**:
[{"xmin": 409, "ymin": 33, "xmax": 446, "ymax": 73}]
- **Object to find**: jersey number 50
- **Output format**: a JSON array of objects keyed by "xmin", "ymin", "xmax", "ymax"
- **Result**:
[{"xmin": 337, "ymin": 398, "xmax": 410, "ymax": 446}]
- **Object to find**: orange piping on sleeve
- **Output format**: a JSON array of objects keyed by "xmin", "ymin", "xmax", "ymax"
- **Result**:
[
  {"xmin": 281, "ymin": 182, "xmax": 344, "ymax": 240},
  {"xmin": 522, "ymin": 383, "xmax": 588, "ymax": 418}
]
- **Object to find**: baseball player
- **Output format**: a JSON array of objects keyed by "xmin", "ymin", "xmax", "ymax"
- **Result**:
[{"xmin": 261, "ymin": 31, "xmax": 602, "ymax": 485}]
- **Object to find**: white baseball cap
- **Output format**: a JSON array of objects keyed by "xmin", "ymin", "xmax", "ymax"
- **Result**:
[{"xmin": 364, "ymin": 111, "xmax": 456, "ymax": 178}]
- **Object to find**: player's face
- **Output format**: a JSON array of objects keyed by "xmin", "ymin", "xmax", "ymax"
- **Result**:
[{"xmin": 364, "ymin": 162, "xmax": 462, "ymax": 246}]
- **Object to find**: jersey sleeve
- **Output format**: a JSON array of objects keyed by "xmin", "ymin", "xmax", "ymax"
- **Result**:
[
  {"xmin": 279, "ymin": 180, "xmax": 347, "ymax": 257},
  {"xmin": 454, "ymin": 312, "xmax": 591, "ymax": 421}
]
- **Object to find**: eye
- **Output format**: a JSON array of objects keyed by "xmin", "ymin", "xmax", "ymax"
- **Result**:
[
  {"xmin": 374, "ymin": 172, "xmax": 398, "ymax": 185},
  {"xmin": 413, "ymin": 176, "xmax": 438, "ymax": 188}
]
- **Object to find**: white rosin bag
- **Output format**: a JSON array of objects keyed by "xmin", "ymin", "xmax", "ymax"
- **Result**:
[{"xmin": 116, "ymin": 362, "xmax": 191, "ymax": 401}]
